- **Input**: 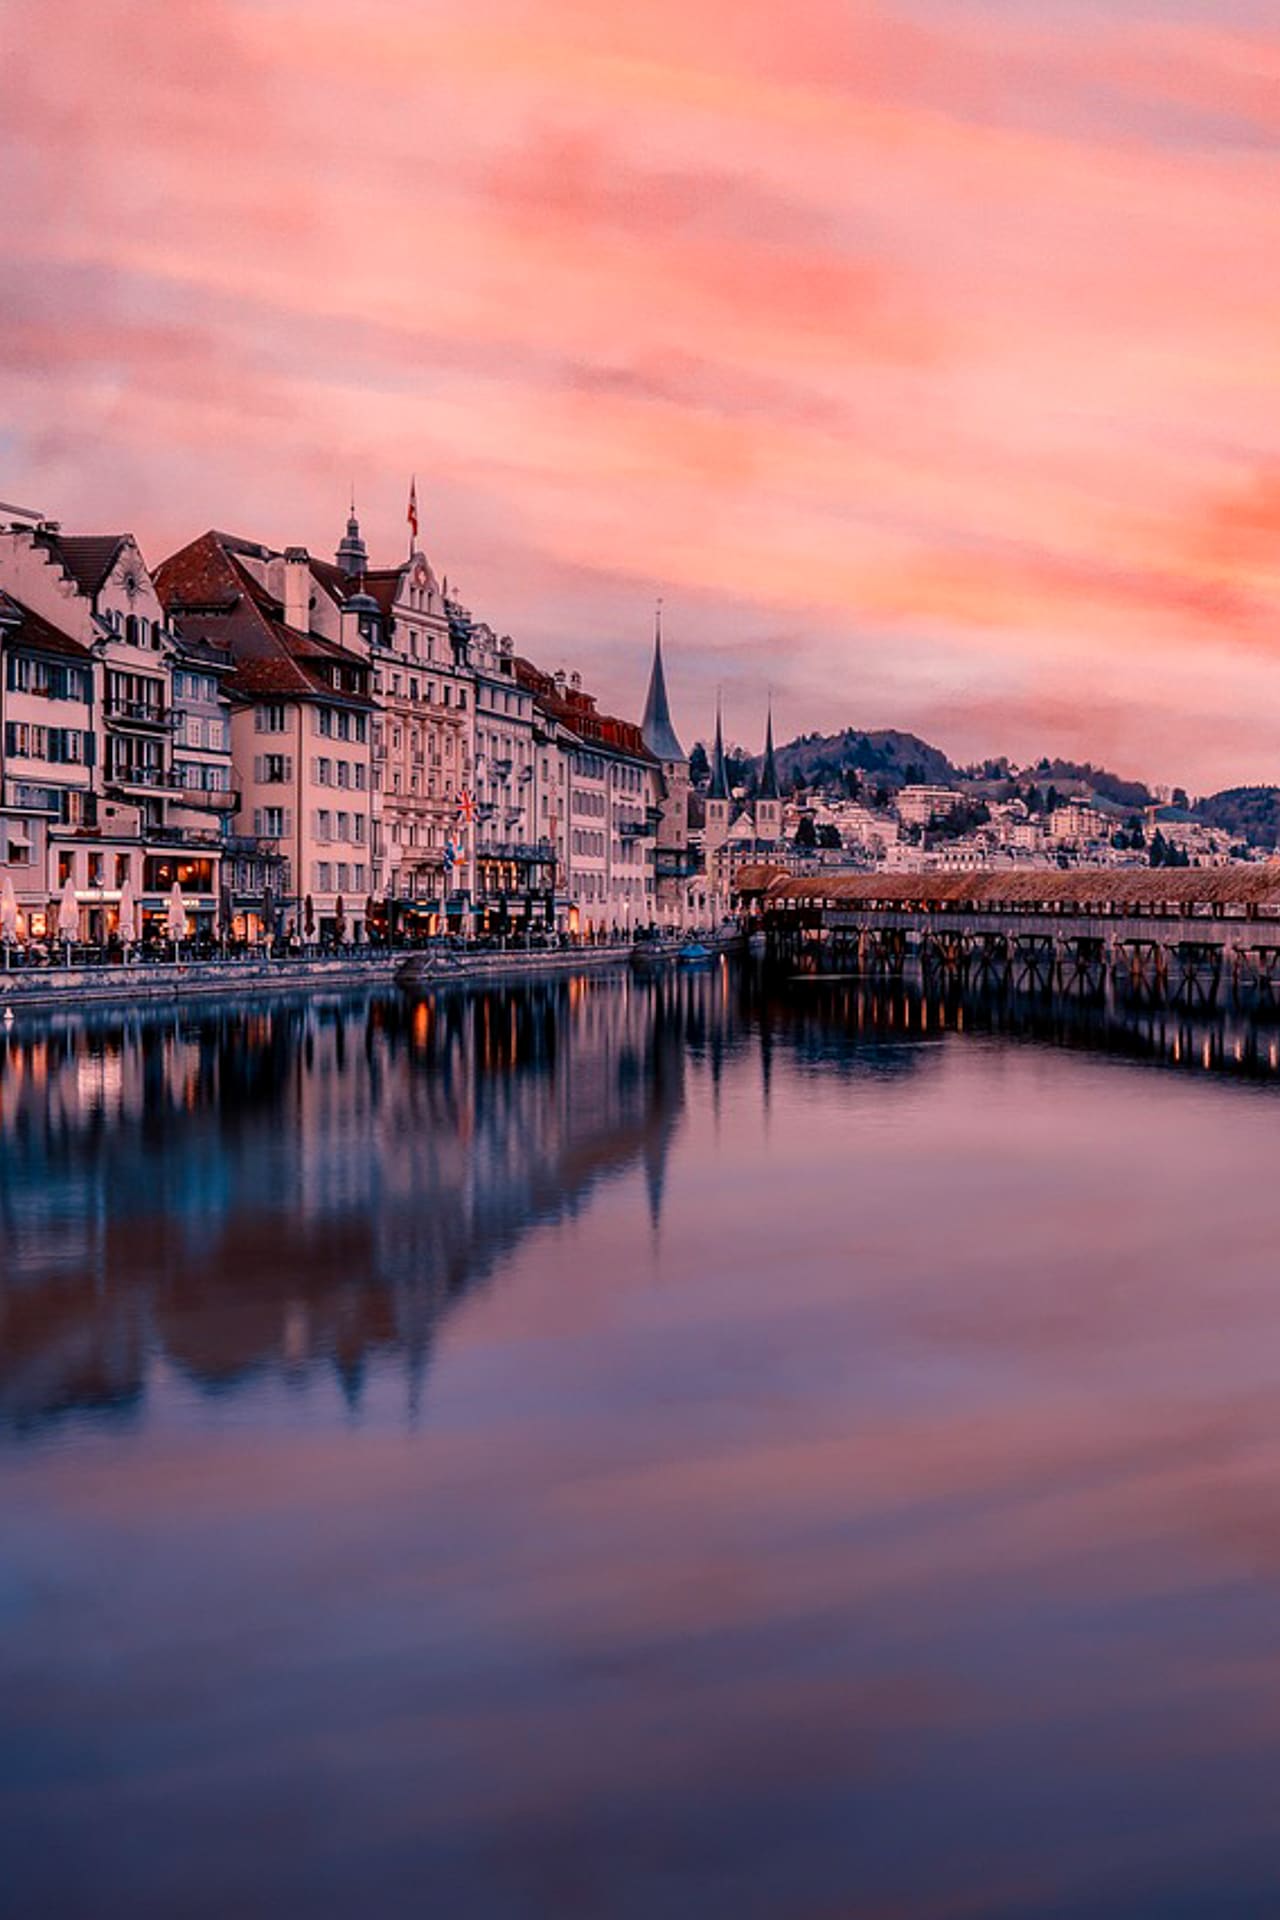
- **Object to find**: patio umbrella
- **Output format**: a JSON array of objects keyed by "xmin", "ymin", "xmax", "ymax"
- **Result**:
[
  {"xmin": 166, "ymin": 881, "xmax": 187, "ymax": 958},
  {"xmin": 304, "ymin": 893, "xmax": 315, "ymax": 940},
  {"xmin": 117, "ymin": 876, "xmax": 137, "ymax": 950},
  {"xmin": 1, "ymin": 871, "xmax": 20, "ymax": 961},
  {"xmin": 262, "ymin": 885, "xmax": 276, "ymax": 944},
  {"xmin": 333, "ymin": 895, "xmax": 346, "ymax": 945},
  {"xmin": 57, "ymin": 876, "xmax": 79, "ymax": 964}
]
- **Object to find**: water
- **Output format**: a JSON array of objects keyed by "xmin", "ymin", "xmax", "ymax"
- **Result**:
[{"xmin": 4, "ymin": 967, "xmax": 1280, "ymax": 1918}]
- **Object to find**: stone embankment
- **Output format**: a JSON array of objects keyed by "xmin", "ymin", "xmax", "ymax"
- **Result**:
[{"xmin": 0, "ymin": 944, "xmax": 639, "ymax": 1014}]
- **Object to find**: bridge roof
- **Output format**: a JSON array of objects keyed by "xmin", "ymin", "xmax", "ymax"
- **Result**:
[{"xmin": 734, "ymin": 863, "xmax": 1280, "ymax": 910}]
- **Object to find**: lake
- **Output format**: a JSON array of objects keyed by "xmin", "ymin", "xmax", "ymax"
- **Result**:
[{"xmin": 4, "ymin": 966, "xmax": 1280, "ymax": 1918}]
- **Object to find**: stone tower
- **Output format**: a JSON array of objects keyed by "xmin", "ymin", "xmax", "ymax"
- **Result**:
[
  {"xmin": 754, "ymin": 700, "xmax": 782, "ymax": 846},
  {"xmin": 704, "ymin": 697, "xmax": 731, "ymax": 858},
  {"xmin": 641, "ymin": 605, "xmax": 691, "ymax": 921},
  {"xmin": 335, "ymin": 498, "xmax": 368, "ymax": 580}
]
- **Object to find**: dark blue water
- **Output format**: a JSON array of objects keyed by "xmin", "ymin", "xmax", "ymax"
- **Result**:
[{"xmin": 4, "ymin": 970, "xmax": 1280, "ymax": 1917}]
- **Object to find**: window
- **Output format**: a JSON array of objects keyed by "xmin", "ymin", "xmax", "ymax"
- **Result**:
[
  {"xmin": 255, "ymin": 806, "xmax": 289, "ymax": 839},
  {"xmin": 256, "ymin": 703, "xmax": 288, "ymax": 733},
  {"xmin": 256, "ymin": 753, "xmax": 291, "ymax": 784}
]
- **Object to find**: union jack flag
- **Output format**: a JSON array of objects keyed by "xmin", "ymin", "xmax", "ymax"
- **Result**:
[{"xmin": 455, "ymin": 786, "xmax": 475, "ymax": 826}]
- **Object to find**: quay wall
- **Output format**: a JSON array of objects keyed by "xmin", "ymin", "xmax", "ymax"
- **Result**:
[{"xmin": 0, "ymin": 943, "xmax": 638, "ymax": 1014}]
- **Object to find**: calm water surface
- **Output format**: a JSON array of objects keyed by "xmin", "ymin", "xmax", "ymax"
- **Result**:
[{"xmin": 4, "ymin": 968, "xmax": 1280, "ymax": 1918}]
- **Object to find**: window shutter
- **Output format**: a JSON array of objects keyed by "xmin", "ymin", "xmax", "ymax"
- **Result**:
[
  {"xmin": 282, "ymin": 809, "xmax": 293, "ymax": 836},
  {"xmin": 253, "ymin": 808, "xmax": 263, "ymax": 835},
  {"xmin": 283, "ymin": 756, "xmax": 293, "ymax": 781}
]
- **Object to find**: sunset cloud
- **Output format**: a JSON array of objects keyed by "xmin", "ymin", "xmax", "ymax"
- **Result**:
[{"xmin": 3, "ymin": 0, "xmax": 1280, "ymax": 786}]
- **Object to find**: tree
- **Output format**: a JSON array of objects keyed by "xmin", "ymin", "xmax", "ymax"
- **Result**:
[
  {"xmin": 1172, "ymin": 787, "xmax": 1189, "ymax": 810},
  {"xmin": 688, "ymin": 741, "xmax": 710, "ymax": 785},
  {"xmin": 795, "ymin": 814, "xmax": 817, "ymax": 849},
  {"xmin": 816, "ymin": 823, "xmax": 842, "ymax": 849}
]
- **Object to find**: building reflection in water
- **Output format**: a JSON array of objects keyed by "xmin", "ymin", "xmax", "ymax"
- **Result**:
[
  {"xmin": 0, "ymin": 973, "xmax": 718, "ymax": 1433},
  {"xmin": 4, "ymin": 963, "xmax": 1279, "ymax": 1436}
]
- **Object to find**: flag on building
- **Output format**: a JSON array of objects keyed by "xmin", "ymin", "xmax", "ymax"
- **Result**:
[
  {"xmin": 456, "ymin": 786, "xmax": 474, "ymax": 826},
  {"xmin": 407, "ymin": 476, "xmax": 419, "ymax": 542}
]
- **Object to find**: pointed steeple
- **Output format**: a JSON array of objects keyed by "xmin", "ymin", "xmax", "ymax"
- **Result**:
[
  {"xmin": 708, "ymin": 695, "xmax": 729, "ymax": 800},
  {"xmin": 641, "ymin": 600, "xmax": 685, "ymax": 762},
  {"xmin": 335, "ymin": 494, "xmax": 368, "ymax": 579},
  {"xmin": 758, "ymin": 698, "xmax": 780, "ymax": 799}
]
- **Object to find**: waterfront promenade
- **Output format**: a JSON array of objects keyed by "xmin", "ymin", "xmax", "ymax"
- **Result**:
[{"xmin": 0, "ymin": 939, "xmax": 641, "ymax": 1012}]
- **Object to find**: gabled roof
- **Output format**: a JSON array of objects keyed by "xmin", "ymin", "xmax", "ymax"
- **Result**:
[
  {"xmin": 155, "ymin": 531, "xmax": 374, "ymax": 708},
  {"xmin": 0, "ymin": 589, "xmax": 93, "ymax": 662},
  {"xmin": 34, "ymin": 532, "xmax": 129, "ymax": 599}
]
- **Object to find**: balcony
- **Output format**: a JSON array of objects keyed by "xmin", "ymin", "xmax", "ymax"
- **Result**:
[
  {"xmin": 104, "ymin": 699, "xmax": 174, "ymax": 732},
  {"xmin": 176, "ymin": 786, "xmax": 240, "ymax": 813},
  {"xmin": 477, "ymin": 838, "xmax": 556, "ymax": 866},
  {"xmin": 618, "ymin": 817, "xmax": 654, "ymax": 840},
  {"xmin": 106, "ymin": 767, "xmax": 177, "ymax": 794}
]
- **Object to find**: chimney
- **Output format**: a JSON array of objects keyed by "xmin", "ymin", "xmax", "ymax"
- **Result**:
[
  {"xmin": 283, "ymin": 547, "xmax": 311, "ymax": 632},
  {"xmin": 569, "ymin": 670, "xmax": 582, "ymax": 692}
]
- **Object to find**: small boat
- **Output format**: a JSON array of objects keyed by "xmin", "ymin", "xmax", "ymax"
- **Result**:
[
  {"xmin": 630, "ymin": 936, "xmax": 684, "ymax": 971},
  {"xmin": 677, "ymin": 940, "xmax": 712, "ymax": 967}
]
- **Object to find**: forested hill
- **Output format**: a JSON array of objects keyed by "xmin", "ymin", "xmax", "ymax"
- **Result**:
[
  {"xmin": 1193, "ymin": 787, "xmax": 1280, "ymax": 848},
  {"xmin": 761, "ymin": 728, "xmax": 956, "ymax": 791}
]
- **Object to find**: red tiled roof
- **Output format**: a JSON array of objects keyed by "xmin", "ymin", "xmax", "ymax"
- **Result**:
[
  {"xmin": 514, "ymin": 655, "xmax": 656, "ymax": 762},
  {"xmin": 155, "ymin": 532, "xmax": 374, "ymax": 708},
  {"xmin": 0, "ymin": 590, "xmax": 94, "ymax": 661},
  {"xmin": 34, "ymin": 532, "xmax": 128, "ymax": 599}
]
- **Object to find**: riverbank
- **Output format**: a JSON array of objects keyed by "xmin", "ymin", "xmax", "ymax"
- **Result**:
[
  {"xmin": 0, "ymin": 942, "xmax": 644, "ymax": 1013},
  {"xmin": 0, "ymin": 951, "xmax": 407, "ymax": 1013}
]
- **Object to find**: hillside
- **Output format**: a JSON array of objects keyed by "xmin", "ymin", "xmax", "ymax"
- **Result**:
[
  {"xmin": 1193, "ymin": 787, "xmax": 1280, "ymax": 849},
  {"xmin": 757, "ymin": 727, "xmax": 957, "ymax": 792}
]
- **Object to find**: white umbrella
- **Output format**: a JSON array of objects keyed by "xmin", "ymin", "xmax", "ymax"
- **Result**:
[
  {"xmin": 0, "ymin": 871, "xmax": 19, "ymax": 948},
  {"xmin": 166, "ymin": 881, "xmax": 187, "ymax": 955},
  {"xmin": 57, "ymin": 876, "xmax": 79, "ymax": 964},
  {"xmin": 117, "ymin": 876, "xmax": 137, "ymax": 949}
]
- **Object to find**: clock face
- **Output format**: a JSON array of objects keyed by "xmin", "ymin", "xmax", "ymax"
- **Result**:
[{"xmin": 413, "ymin": 561, "xmax": 429, "ymax": 590}]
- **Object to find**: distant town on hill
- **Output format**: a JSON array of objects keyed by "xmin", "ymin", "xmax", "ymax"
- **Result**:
[{"xmin": 688, "ymin": 726, "xmax": 1280, "ymax": 852}]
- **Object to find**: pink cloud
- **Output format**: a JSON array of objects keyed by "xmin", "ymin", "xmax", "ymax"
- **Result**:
[{"xmin": 4, "ymin": 0, "xmax": 1280, "ymax": 786}]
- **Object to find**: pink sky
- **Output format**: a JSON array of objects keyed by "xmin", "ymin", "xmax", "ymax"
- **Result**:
[{"xmin": 4, "ymin": 0, "xmax": 1280, "ymax": 791}]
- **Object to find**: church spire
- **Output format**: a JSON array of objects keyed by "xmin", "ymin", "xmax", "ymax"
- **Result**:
[
  {"xmin": 641, "ymin": 599, "xmax": 685, "ymax": 762},
  {"xmin": 335, "ymin": 495, "xmax": 368, "ymax": 579},
  {"xmin": 758, "ymin": 697, "xmax": 780, "ymax": 799},
  {"xmin": 708, "ymin": 694, "xmax": 729, "ymax": 800}
]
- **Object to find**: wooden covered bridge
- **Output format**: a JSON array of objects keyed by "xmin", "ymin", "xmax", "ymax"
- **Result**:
[{"xmin": 734, "ymin": 863, "xmax": 1280, "ymax": 1007}]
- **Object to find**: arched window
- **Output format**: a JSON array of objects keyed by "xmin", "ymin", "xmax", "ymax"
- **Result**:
[{"xmin": 124, "ymin": 614, "xmax": 139, "ymax": 647}]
